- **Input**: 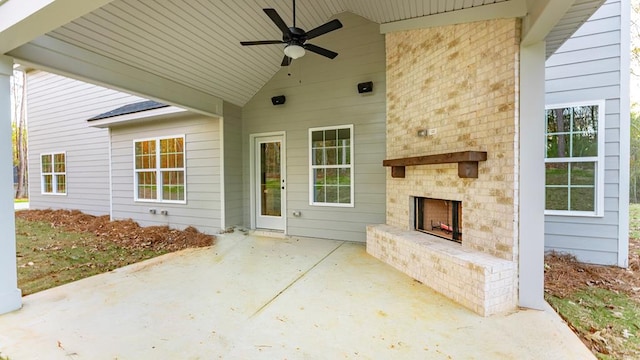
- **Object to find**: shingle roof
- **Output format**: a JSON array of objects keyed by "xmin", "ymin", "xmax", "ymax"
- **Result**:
[{"xmin": 88, "ymin": 100, "xmax": 169, "ymax": 121}]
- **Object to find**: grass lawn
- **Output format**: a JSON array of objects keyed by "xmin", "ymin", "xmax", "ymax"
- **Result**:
[
  {"xmin": 547, "ymin": 288, "xmax": 640, "ymax": 359},
  {"xmin": 16, "ymin": 218, "xmax": 170, "ymax": 296},
  {"xmin": 15, "ymin": 209, "xmax": 213, "ymax": 295},
  {"xmin": 545, "ymin": 203, "xmax": 640, "ymax": 359},
  {"xmin": 629, "ymin": 204, "xmax": 640, "ymax": 239}
]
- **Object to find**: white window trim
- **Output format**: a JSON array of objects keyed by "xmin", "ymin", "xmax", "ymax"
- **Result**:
[
  {"xmin": 40, "ymin": 151, "xmax": 67, "ymax": 195},
  {"xmin": 133, "ymin": 134, "xmax": 187, "ymax": 204},
  {"xmin": 308, "ymin": 124, "xmax": 354, "ymax": 207},
  {"xmin": 544, "ymin": 100, "xmax": 605, "ymax": 217}
]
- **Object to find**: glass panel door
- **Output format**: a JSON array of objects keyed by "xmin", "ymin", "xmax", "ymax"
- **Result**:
[
  {"xmin": 260, "ymin": 141, "xmax": 281, "ymax": 217},
  {"xmin": 255, "ymin": 135, "xmax": 285, "ymax": 230}
]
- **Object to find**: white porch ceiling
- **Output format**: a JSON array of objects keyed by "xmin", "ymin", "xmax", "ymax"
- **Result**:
[{"xmin": 7, "ymin": 0, "xmax": 603, "ymax": 108}]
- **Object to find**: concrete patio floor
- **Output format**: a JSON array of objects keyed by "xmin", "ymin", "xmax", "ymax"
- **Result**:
[{"xmin": 0, "ymin": 232, "xmax": 594, "ymax": 359}]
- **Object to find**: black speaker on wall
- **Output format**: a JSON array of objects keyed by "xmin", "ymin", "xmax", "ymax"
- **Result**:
[
  {"xmin": 271, "ymin": 95, "xmax": 286, "ymax": 105},
  {"xmin": 357, "ymin": 81, "xmax": 373, "ymax": 94}
]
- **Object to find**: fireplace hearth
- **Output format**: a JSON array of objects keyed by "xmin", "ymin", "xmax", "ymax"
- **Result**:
[{"xmin": 414, "ymin": 197, "xmax": 462, "ymax": 243}]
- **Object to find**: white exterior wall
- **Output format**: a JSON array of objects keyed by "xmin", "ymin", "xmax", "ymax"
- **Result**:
[
  {"xmin": 26, "ymin": 71, "xmax": 144, "ymax": 215},
  {"xmin": 242, "ymin": 12, "xmax": 386, "ymax": 242},
  {"xmin": 109, "ymin": 114, "xmax": 222, "ymax": 234},
  {"xmin": 544, "ymin": 0, "xmax": 628, "ymax": 265}
]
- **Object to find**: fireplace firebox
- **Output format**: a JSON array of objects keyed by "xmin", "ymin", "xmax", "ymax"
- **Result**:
[{"xmin": 414, "ymin": 197, "xmax": 462, "ymax": 243}]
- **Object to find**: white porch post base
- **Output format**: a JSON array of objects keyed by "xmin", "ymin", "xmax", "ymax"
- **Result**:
[
  {"xmin": 0, "ymin": 55, "xmax": 21, "ymax": 314},
  {"xmin": 0, "ymin": 289, "xmax": 22, "ymax": 314}
]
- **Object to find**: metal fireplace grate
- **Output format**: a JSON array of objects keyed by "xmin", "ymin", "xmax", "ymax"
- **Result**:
[{"xmin": 414, "ymin": 197, "xmax": 462, "ymax": 243}]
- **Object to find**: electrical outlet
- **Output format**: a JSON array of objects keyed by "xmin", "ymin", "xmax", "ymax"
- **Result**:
[{"xmin": 428, "ymin": 128, "xmax": 437, "ymax": 136}]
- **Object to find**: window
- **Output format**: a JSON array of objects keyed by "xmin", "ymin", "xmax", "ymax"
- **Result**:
[
  {"xmin": 545, "ymin": 102, "xmax": 604, "ymax": 216},
  {"xmin": 309, "ymin": 125, "xmax": 353, "ymax": 206},
  {"xmin": 134, "ymin": 136, "xmax": 185, "ymax": 203},
  {"xmin": 41, "ymin": 152, "xmax": 66, "ymax": 195}
]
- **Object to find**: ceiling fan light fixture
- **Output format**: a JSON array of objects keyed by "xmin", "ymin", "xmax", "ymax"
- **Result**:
[
  {"xmin": 284, "ymin": 44, "xmax": 305, "ymax": 59},
  {"xmin": 240, "ymin": 1, "xmax": 342, "ymax": 66}
]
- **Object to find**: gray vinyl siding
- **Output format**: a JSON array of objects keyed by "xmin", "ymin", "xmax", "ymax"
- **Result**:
[
  {"xmin": 109, "ymin": 114, "xmax": 222, "ymax": 234},
  {"xmin": 222, "ymin": 102, "xmax": 244, "ymax": 228},
  {"xmin": 242, "ymin": 12, "xmax": 386, "ymax": 242},
  {"xmin": 26, "ymin": 71, "xmax": 144, "ymax": 216},
  {"xmin": 544, "ymin": 0, "xmax": 623, "ymax": 265}
]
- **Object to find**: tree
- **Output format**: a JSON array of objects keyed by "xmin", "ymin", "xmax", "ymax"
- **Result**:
[
  {"xmin": 631, "ymin": 111, "xmax": 640, "ymax": 202},
  {"xmin": 632, "ymin": 0, "xmax": 640, "ymax": 78},
  {"xmin": 630, "ymin": 2, "xmax": 640, "ymax": 201},
  {"xmin": 11, "ymin": 69, "xmax": 28, "ymax": 199}
]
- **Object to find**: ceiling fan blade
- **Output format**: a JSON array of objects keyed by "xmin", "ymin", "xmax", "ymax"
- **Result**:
[
  {"xmin": 304, "ymin": 43, "xmax": 338, "ymax": 59},
  {"xmin": 264, "ymin": 8, "xmax": 291, "ymax": 35},
  {"xmin": 281, "ymin": 55, "xmax": 292, "ymax": 66},
  {"xmin": 240, "ymin": 40, "xmax": 284, "ymax": 46},
  {"xmin": 305, "ymin": 19, "xmax": 343, "ymax": 40}
]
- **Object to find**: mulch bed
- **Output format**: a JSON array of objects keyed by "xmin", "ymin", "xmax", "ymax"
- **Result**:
[
  {"xmin": 545, "ymin": 238, "xmax": 640, "ymax": 302},
  {"xmin": 544, "ymin": 239, "xmax": 640, "ymax": 358},
  {"xmin": 15, "ymin": 209, "xmax": 215, "ymax": 252}
]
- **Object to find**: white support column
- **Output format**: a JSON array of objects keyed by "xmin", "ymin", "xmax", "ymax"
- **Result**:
[
  {"xmin": 618, "ymin": 0, "xmax": 631, "ymax": 268},
  {"xmin": 0, "ymin": 55, "xmax": 21, "ymax": 315},
  {"xmin": 518, "ymin": 41, "xmax": 546, "ymax": 310}
]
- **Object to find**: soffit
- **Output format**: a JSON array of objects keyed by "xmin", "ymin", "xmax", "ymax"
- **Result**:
[
  {"xmin": 35, "ymin": 0, "xmax": 600, "ymax": 107},
  {"xmin": 42, "ymin": 0, "xmax": 511, "ymax": 107},
  {"xmin": 545, "ymin": 0, "xmax": 606, "ymax": 57}
]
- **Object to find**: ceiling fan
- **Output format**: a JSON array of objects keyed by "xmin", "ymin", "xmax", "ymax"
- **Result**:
[{"xmin": 240, "ymin": 0, "xmax": 343, "ymax": 66}]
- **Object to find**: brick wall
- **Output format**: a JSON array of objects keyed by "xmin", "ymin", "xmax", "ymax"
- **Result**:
[{"xmin": 385, "ymin": 19, "xmax": 521, "ymax": 261}]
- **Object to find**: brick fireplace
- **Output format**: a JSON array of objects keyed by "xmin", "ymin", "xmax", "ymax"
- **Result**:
[{"xmin": 367, "ymin": 18, "xmax": 520, "ymax": 316}]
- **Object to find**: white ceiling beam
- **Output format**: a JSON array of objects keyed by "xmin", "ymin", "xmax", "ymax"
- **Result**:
[
  {"xmin": 380, "ymin": 0, "xmax": 527, "ymax": 34},
  {"xmin": 0, "ymin": 0, "xmax": 114, "ymax": 53},
  {"xmin": 9, "ymin": 36, "xmax": 223, "ymax": 117},
  {"xmin": 521, "ymin": 0, "xmax": 574, "ymax": 46}
]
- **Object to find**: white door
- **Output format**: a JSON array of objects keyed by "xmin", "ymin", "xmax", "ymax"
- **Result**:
[{"xmin": 254, "ymin": 135, "xmax": 285, "ymax": 230}]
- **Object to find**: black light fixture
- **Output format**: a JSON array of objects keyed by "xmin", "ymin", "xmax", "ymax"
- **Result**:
[
  {"xmin": 271, "ymin": 95, "xmax": 286, "ymax": 105},
  {"xmin": 357, "ymin": 81, "xmax": 373, "ymax": 94}
]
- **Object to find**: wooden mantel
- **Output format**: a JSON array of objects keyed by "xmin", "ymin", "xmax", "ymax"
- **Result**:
[{"xmin": 383, "ymin": 151, "xmax": 487, "ymax": 178}]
